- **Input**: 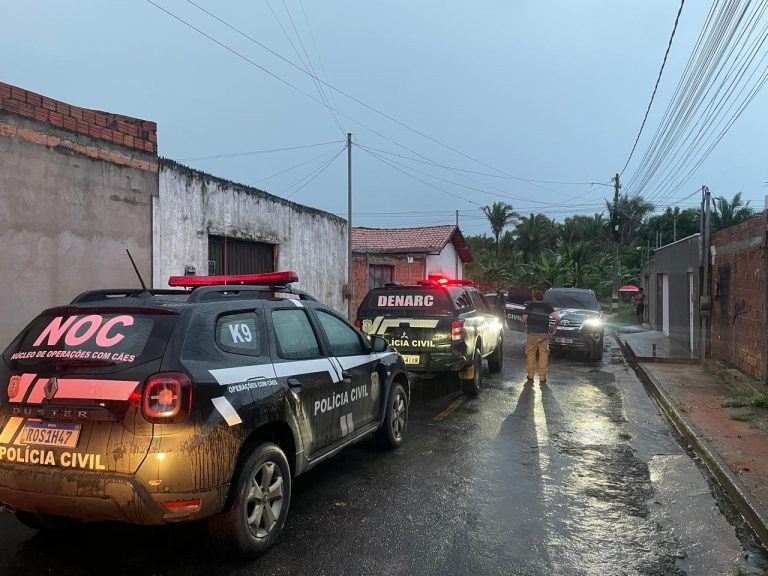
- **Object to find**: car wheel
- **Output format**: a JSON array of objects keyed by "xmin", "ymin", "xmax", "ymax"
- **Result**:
[
  {"xmin": 588, "ymin": 339, "xmax": 604, "ymax": 363},
  {"xmin": 375, "ymin": 382, "xmax": 408, "ymax": 449},
  {"xmin": 487, "ymin": 335, "xmax": 503, "ymax": 373},
  {"xmin": 462, "ymin": 347, "xmax": 483, "ymax": 396},
  {"xmin": 209, "ymin": 442, "xmax": 291, "ymax": 558}
]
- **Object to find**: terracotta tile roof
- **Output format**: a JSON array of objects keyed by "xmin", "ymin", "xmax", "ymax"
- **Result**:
[{"xmin": 352, "ymin": 225, "xmax": 472, "ymax": 262}]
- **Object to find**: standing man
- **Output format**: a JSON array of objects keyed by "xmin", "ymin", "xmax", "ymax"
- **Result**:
[
  {"xmin": 522, "ymin": 289, "xmax": 560, "ymax": 384},
  {"xmin": 635, "ymin": 287, "xmax": 646, "ymax": 325}
]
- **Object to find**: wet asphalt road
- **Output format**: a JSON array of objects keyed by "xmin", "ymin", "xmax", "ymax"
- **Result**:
[{"xmin": 1, "ymin": 331, "xmax": 768, "ymax": 575}]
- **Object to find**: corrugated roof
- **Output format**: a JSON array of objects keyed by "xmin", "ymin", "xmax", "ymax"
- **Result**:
[{"xmin": 352, "ymin": 225, "xmax": 472, "ymax": 262}]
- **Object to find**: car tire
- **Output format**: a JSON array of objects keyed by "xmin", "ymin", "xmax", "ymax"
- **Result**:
[
  {"xmin": 588, "ymin": 339, "xmax": 604, "ymax": 363},
  {"xmin": 374, "ymin": 383, "xmax": 408, "ymax": 449},
  {"xmin": 462, "ymin": 347, "xmax": 483, "ymax": 396},
  {"xmin": 14, "ymin": 511, "xmax": 79, "ymax": 531},
  {"xmin": 487, "ymin": 335, "xmax": 503, "ymax": 373},
  {"xmin": 209, "ymin": 442, "xmax": 291, "ymax": 558}
]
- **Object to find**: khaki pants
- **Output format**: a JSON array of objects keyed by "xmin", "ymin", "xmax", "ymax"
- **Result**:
[{"xmin": 526, "ymin": 332, "xmax": 550, "ymax": 380}]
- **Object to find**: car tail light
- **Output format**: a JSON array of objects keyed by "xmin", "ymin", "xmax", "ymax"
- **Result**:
[
  {"xmin": 451, "ymin": 320, "xmax": 465, "ymax": 342},
  {"xmin": 141, "ymin": 372, "xmax": 192, "ymax": 423},
  {"xmin": 354, "ymin": 319, "xmax": 362, "ymax": 329}
]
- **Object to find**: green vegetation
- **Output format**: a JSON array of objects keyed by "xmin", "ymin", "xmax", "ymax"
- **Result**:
[
  {"xmin": 465, "ymin": 193, "xmax": 756, "ymax": 296},
  {"xmin": 722, "ymin": 392, "xmax": 768, "ymax": 409},
  {"xmin": 731, "ymin": 411, "xmax": 756, "ymax": 423}
]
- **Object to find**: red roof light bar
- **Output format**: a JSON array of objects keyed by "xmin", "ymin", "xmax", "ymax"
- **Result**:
[{"xmin": 168, "ymin": 271, "xmax": 299, "ymax": 288}]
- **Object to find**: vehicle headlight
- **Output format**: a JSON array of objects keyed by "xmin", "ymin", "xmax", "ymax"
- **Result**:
[{"xmin": 583, "ymin": 318, "xmax": 603, "ymax": 328}]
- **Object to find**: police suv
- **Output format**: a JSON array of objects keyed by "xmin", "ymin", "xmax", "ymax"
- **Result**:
[
  {"xmin": 0, "ymin": 272, "xmax": 409, "ymax": 558},
  {"xmin": 356, "ymin": 277, "xmax": 503, "ymax": 395}
]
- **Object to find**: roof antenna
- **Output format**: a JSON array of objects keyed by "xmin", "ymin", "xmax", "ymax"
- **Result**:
[{"xmin": 126, "ymin": 249, "xmax": 148, "ymax": 291}]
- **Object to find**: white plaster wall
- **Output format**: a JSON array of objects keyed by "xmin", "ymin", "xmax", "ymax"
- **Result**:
[
  {"xmin": 156, "ymin": 161, "xmax": 347, "ymax": 312},
  {"xmin": 426, "ymin": 243, "xmax": 464, "ymax": 279}
]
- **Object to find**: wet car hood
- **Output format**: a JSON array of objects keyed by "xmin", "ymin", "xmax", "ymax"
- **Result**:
[{"xmin": 553, "ymin": 308, "xmax": 602, "ymax": 322}]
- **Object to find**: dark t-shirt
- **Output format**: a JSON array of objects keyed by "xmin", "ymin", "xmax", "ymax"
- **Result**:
[{"xmin": 524, "ymin": 301, "xmax": 555, "ymax": 334}]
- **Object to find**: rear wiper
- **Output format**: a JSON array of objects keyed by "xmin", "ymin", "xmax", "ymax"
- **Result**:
[{"xmin": 52, "ymin": 359, "xmax": 116, "ymax": 370}]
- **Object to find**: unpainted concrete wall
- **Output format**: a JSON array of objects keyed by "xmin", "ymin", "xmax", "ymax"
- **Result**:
[
  {"xmin": 0, "ymin": 83, "xmax": 157, "ymax": 349},
  {"xmin": 642, "ymin": 234, "xmax": 701, "ymax": 355},
  {"xmin": 156, "ymin": 161, "xmax": 347, "ymax": 312}
]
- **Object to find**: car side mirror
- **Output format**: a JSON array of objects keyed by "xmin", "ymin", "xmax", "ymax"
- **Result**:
[{"xmin": 371, "ymin": 334, "xmax": 389, "ymax": 353}]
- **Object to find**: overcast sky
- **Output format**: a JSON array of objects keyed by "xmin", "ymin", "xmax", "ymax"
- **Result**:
[{"xmin": 2, "ymin": 1, "xmax": 766, "ymax": 236}]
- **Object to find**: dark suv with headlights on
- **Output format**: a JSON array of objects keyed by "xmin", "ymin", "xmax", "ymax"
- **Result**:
[
  {"xmin": 543, "ymin": 287, "xmax": 604, "ymax": 362},
  {"xmin": 0, "ymin": 271, "xmax": 409, "ymax": 558}
]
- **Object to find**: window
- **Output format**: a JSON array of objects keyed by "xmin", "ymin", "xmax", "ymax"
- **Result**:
[
  {"xmin": 448, "ymin": 287, "xmax": 473, "ymax": 311},
  {"xmin": 468, "ymin": 289, "xmax": 487, "ymax": 312},
  {"xmin": 368, "ymin": 265, "xmax": 394, "ymax": 289},
  {"xmin": 216, "ymin": 312, "xmax": 260, "ymax": 355},
  {"xmin": 208, "ymin": 236, "xmax": 275, "ymax": 275},
  {"xmin": 272, "ymin": 309, "xmax": 321, "ymax": 360},
  {"xmin": 316, "ymin": 310, "xmax": 364, "ymax": 356}
]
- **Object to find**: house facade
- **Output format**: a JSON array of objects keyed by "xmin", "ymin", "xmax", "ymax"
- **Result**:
[
  {"xmin": 350, "ymin": 225, "xmax": 473, "ymax": 315},
  {"xmin": 0, "ymin": 81, "xmax": 158, "ymax": 348},
  {"xmin": 640, "ymin": 234, "xmax": 702, "ymax": 355},
  {"xmin": 709, "ymin": 212, "xmax": 767, "ymax": 380}
]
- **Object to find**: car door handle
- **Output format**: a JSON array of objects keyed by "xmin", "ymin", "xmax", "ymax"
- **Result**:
[
  {"xmin": 341, "ymin": 370, "xmax": 351, "ymax": 381},
  {"xmin": 287, "ymin": 377, "xmax": 302, "ymax": 390}
]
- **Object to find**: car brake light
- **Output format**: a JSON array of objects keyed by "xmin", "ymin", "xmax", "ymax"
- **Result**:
[
  {"xmin": 168, "ymin": 271, "xmax": 298, "ymax": 288},
  {"xmin": 354, "ymin": 319, "xmax": 362, "ymax": 329},
  {"xmin": 162, "ymin": 499, "xmax": 201, "ymax": 512},
  {"xmin": 451, "ymin": 320, "xmax": 465, "ymax": 342},
  {"xmin": 141, "ymin": 372, "xmax": 192, "ymax": 423}
]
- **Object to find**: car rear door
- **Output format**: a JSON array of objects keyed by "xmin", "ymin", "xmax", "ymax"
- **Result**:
[
  {"xmin": 357, "ymin": 287, "xmax": 454, "ymax": 369},
  {"xmin": 312, "ymin": 307, "xmax": 380, "ymax": 432},
  {"xmin": 0, "ymin": 307, "xmax": 179, "ymax": 475}
]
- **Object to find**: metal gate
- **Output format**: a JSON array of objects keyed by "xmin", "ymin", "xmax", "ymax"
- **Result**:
[{"xmin": 208, "ymin": 236, "xmax": 275, "ymax": 276}]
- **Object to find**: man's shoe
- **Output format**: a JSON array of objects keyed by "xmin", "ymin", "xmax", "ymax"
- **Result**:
[
  {"xmin": 525, "ymin": 376, "xmax": 534, "ymax": 383},
  {"xmin": 540, "ymin": 378, "xmax": 547, "ymax": 384}
]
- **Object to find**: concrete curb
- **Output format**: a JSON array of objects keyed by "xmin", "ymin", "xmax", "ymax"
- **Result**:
[{"xmin": 616, "ymin": 334, "xmax": 768, "ymax": 549}]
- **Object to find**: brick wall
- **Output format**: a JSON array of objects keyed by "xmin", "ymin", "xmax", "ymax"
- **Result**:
[
  {"xmin": 351, "ymin": 254, "xmax": 427, "ymax": 318},
  {"xmin": 0, "ymin": 81, "xmax": 157, "ymax": 167},
  {"xmin": 710, "ymin": 213, "xmax": 767, "ymax": 380}
]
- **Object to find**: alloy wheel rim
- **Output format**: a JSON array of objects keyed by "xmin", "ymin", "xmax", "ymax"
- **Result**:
[{"xmin": 245, "ymin": 461, "xmax": 284, "ymax": 538}]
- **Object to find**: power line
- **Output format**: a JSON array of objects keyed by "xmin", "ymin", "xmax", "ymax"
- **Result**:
[
  {"xmin": 621, "ymin": 0, "xmax": 686, "ymax": 176},
  {"xmin": 284, "ymin": 145, "xmax": 346, "ymax": 198},
  {"xmin": 252, "ymin": 148, "xmax": 342, "ymax": 185},
  {"xmin": 172, "ymin": 0, "xmax": 582, "ymax": 193}
]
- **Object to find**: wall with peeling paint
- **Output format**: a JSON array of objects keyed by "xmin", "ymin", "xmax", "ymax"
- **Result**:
[
  {"xmin": 0, "ymin": 107, "xmax": 157, "ymax": 349},
  {"xmin": 156, "ymin": 160, "xmax": 347, "ymax": 312}
]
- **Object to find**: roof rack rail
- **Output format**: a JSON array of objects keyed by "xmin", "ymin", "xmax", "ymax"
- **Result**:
[
  {"xmin": 71, "ymin": 289, "xmax": 187, "ymax": 304},
  {"xmin": 185, "ymin": 285, "xmax": 318, "ymax": 303}
]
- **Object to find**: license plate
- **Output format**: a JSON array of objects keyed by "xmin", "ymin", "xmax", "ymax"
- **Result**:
[
  {"xmin": 554, "ymin": 337, "xmax": 573, "ymax": 344},
  {"xmin": 19, "ymin": 421, "xmax": 81, "ymax": 448},
  {"xmin": 401, "ymin": 354, "xmax": 420, "ymax": 365}
]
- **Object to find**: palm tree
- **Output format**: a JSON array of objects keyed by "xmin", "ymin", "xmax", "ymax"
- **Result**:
[
  {"xmin": 520, "ymin": 250, "xmax": 572, "ymax": 289},
  {"xmin": 712, "ymin": 192, "xmax": 755, "ymax": 232},
  {"xmin": 482, "ymin": 202, "xmax": 519, "ymax": 257},
  {"xmin": 607, "ymin": 194, "xmax": 655, "ymax": 244},
  {"xmin": 515, "ymin": 213, "xmax": 557, "ymax": 261}
]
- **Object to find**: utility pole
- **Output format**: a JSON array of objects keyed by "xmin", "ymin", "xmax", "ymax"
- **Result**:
[
  {"xmin": 700, "ymin": 185, "xmax": 711, "ymax": 363},
  {"xmin": 455, "ymin": 209, "xmax": 459, "ymax": 279},
  {"xmin": 673, "ymin": 206, "xmax": 678, "ymax": 242},
  {"xmin": 346, "ymin": 133, "xmax": 353, "ymax": 320},
  {"xmin": 611, "ymin": 173, "xmax": 621, "ymax": 315}
]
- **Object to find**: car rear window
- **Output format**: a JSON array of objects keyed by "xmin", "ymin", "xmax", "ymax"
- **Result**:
[
  {"xmin": 5, "ymin": 307, "xmax": 179, "ymax": 368},
  {"xmin": 543, "ymin": 291, "xmax": 599, "ymax": 311},
  {"xmin": 360, "ymin": 288, "xmax": 453, "ymax": 316}
]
